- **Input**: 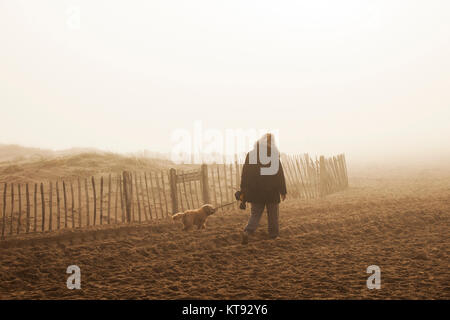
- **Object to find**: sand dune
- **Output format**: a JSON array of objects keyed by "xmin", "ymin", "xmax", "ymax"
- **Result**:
[{"xmin": 0, "ymin": 151, "xmax": 181, "ymax": 184}]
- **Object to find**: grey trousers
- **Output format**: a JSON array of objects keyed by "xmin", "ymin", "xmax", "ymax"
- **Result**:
[{"xmin": 244, "ymin": 202, "xmax": 279, "ymax": 237}]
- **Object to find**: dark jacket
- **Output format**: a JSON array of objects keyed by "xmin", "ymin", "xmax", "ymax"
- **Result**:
[{"xmin": 240, "ymin": 145, "xmax": 287, "ymax": 204}]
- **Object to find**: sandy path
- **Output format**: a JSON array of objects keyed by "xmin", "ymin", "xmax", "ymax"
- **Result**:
[{"xmin": 0, "ymin": 174, "xmax": 449, "ymax": 299}]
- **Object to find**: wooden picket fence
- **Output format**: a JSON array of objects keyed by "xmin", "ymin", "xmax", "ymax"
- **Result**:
[{"xmin": 0, "ymin": 153, "xmax": 348, "ymax": 239}]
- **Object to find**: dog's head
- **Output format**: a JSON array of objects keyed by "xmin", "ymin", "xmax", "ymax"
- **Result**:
[{"xmin": 201, "ymin": 204, "xmax": 216, "ymax": 216}]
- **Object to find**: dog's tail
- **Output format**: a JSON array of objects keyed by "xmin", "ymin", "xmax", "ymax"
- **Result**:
[{"xmin": 171, "ymin": 212, "xmax": 185, "ymax": 221}]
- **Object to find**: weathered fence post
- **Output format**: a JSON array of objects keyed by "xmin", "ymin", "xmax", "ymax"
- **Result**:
[
  {"xmin": 229, "ymin": 163, "xmax": 235, "ymax": 208},
  {"xmin": 155, "ymin": 171, "xmax": 164, "ymax": 216},
  {"xmin": 169, "ymin": 168, "xmax": 178, "ymax": 214},
  {"xmin": 91, "ymin": 177, "xmax": 96, "ymax": 226},
  {"xmin": 223, "ymin": 158, "xmax": 230, "ymax": 205},
  {"xmin": 187, "ymin": 179, "xmax": 195, "ymax": 210},
  {"xmin": 119, "ymin": 175, "xmax": 125, "ymax": 222},
  {"xmin": 319, "ymin": 155, "xmax": 327, "ymax": 198},
  {"xmin": 178, "ymin": 182, "xmax": 184, "ymax": 212},
  {"xmin": 56, "ymin": 181, "xmax": 61, "ymax": 230},
  {"xmin": 144, "ymin": 173, "xmax": 153, "ymax": 219},
  {"xmin": 70, "ymin": 182, "xmax": 75, "ymax": 229},
  {"xmin": 17, "ymin": 184, "xmax": 22, "ymax": 234},
  {"xmin": 210, "ymin": 167, "xmax": 218, "ymax": 208},
  {"xmin": 25, "ymin": 183, "xmax": 30, "ymax": 234},
  {"xmin": 161, "ymin": 171, "xmax": 169, "ymax": 217},
  {"xmin": 181, "ymin": 171, "xmax": 190, "ymax": 210},
  {"xmin": 193, "ymin": 179, "xmax": 200, "ymax": 208},
  {"xmin": 99, "ymin": 177, "xmax": 104, "ymax": 225},
  {"xmin": 134, "ymin": 172, "xmax": 142, "ymax": 223},
  {"xmin": 216, "ymin": 165, "xmax": 224, "ymax": 211},
  {"xmin": 48, "ymin": 182, "xmax": 52, "ymax": 232},
  {"xmin": 33, "ymin": 183, "xmax": 37, "ymax": 232},
  {"xmin": 139, "ymin": 174, "xmax": 148, "ymax": 221},
  {"xmin": 201, "ymin": 164, "xmax": 210, "ymax": 205},
  {"xmin": 304, "ymin": 154, "xmax": 313, "ymax": 198},
  {"xmin": 122, "ymin": 171, "xmax": 132, "ymax": 223},
  {"xmin": 234, "ymin": 154, "xmax": 240, "ymax": 208},
  {"xmin": 10, "ymin": 183, "xmax": 14, "ymax": 235},
  {"xmin": 84, "ymin": 178, "xmax": 90, "ymax": 226},
  {"xmin": 114, "ymin": 174, "xmax": 119, "ymax": 223},
  {"xmin": 287, "ymin": 155, "xmax": 302, "ymax": 198},
  {"xmin": 78, "ymin": 178, "xmax": 82, "ymax": 228},
  {"xmin": 129, "ymin": 173, "xmax": 134, "ymax": 222},
  {"xmin": 40, "ymin": 183, "xmax": 45, "ymax": 232},
  {"xmin": 2, "ymin": 183, "xmax": 6, "ymax": 239},
  {"xmin": 63, "ymin": 181, "xmax": 68, "ymax": 228},
  {"xmin": 342, "ymin": 154, "xmax": 349, "ymax": 187},
  {"xmin": 107, "ymin": 174, "xmax": 111, "ymax": 224},
  {"xmin": 315, "ymin": 157, "xmax": 320, "ymax": 197},
  {"xmin": 149, "ymin": 172, "xmax": 158, "ymax": 218},
  {"xmin": 281, "ymin": 154, "xmax": 297, "ymax": 198}
]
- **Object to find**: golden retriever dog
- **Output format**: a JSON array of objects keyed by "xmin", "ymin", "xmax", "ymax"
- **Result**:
[{"xmin": 172, "ymin": 204, "xmax": 216, "ymax": 231}]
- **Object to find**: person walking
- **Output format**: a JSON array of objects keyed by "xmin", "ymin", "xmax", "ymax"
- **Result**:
[{"xmin": 240, "ymin": 133, "xmax": 287, "ymax": 244}]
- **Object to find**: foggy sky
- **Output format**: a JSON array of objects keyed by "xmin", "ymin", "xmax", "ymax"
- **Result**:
[{"xmin": 1, "ymin": 0, "xmax": 449, "ymax": 163}]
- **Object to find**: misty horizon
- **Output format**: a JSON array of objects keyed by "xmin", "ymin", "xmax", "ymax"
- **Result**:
[{"xmin": 2, "ymin": 0, "xmax": 450, "ymax": 164}]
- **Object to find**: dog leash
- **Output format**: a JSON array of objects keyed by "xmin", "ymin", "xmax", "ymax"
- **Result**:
[{"xmin": 213, "ymin": 201, "xmax": 237, "ymax": 211}]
